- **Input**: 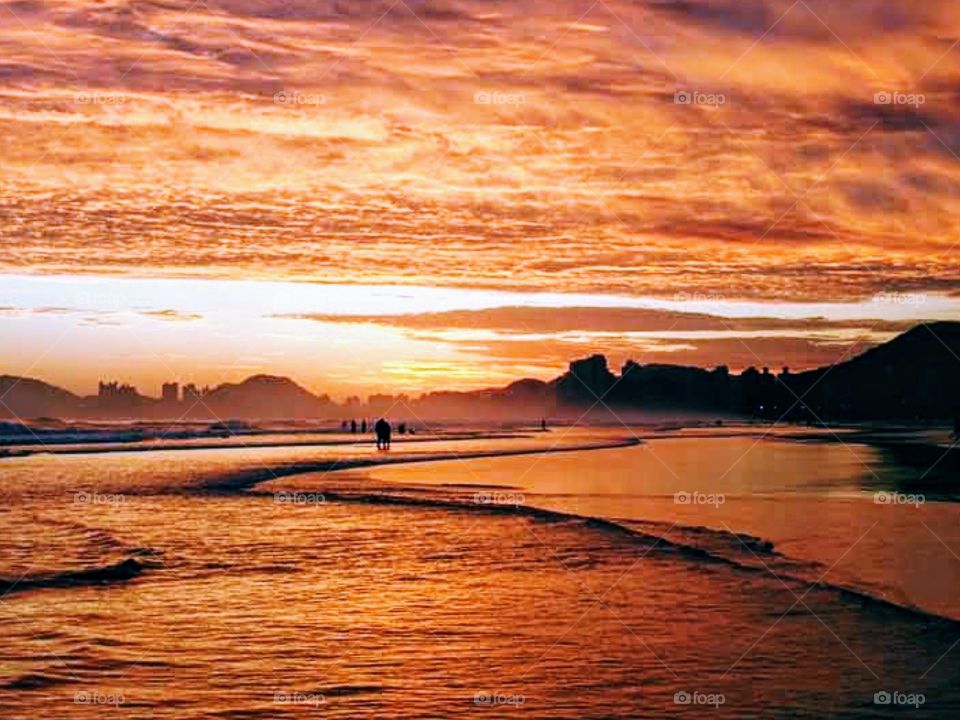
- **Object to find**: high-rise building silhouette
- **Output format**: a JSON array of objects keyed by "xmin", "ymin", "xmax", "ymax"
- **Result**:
[{"xmin": 162, "ymin": 382, "xmax": 179, "ymax": 403}]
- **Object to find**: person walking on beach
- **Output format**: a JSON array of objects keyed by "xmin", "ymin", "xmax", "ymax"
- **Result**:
[{"xmin": 375, "ymin": 418, "xmax": 392, "ymax": 450}]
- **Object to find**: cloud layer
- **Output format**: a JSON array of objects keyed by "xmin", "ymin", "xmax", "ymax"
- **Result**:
[{"xmin": 1, "ymin": 0, "xmax": 959, "ymax": 301}]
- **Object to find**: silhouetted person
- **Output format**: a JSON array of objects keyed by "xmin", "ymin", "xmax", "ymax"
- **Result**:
[
  {"xmin": 341, "ymin": 420, "xmax": 348, "ymax": 431},
  {"xmin": 541, "ymin": 418, "xmax": 547, "ymax": 431},
  {"xmin": 350, "ymin": 419, "xmax": 357, "ymax": 434},
  {"xmin": 375, "ymin": 418, "xmax": 391, "ymax": 450},
  {"xmin": 361, "ymin": 419, "xmax": 367, "ymax": 434},
  {"xmin": 398, "ymin": 422, "xmax": 406, "ymax": 435}
]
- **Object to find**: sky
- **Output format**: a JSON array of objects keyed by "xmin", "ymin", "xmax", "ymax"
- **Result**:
[{"xmin": 1, "ymin": 0, "xmax": 959, "ymax": 398}]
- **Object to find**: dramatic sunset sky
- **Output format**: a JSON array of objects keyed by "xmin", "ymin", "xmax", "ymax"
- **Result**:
[{"xmin": 1, "ymin": 0, "xmax": 959, "ymax": 398}]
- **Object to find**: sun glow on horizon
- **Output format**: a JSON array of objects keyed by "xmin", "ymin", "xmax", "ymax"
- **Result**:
[{"xmin": 0, "ymin": 273, "xmax": 955, "ymax": 399}]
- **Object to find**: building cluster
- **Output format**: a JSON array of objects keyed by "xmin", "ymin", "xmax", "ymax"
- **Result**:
[
  {"xmin": 97, "ymin": 381, "xmax": 138, "ymax": 398},
  {"xmin": 97, "ymin": 380, "xmax": 210, "ymax": 405},
  {"xmin": 160, "ymin": 382, "xmax": 209, "ymax": 403}
]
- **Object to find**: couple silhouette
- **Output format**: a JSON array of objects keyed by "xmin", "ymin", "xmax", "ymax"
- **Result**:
[{"xmin": 375, "ymin": 418, "xmax": 392, "ymax": 450}]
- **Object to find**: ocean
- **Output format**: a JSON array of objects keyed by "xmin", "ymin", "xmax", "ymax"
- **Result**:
[{"xmin": 1, "ymin": 427, "xmax": 958, "ymax": 718}]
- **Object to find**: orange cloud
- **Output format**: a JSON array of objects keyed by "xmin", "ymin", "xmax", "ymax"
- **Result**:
[{"xmin": 0, "ymin": 1, "xmax": 958, "ymax": 310}]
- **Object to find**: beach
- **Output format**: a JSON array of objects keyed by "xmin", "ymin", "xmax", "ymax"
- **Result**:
[{"xmin": 2, "ymin": 426, "xmax": 959, "ymax": 718}]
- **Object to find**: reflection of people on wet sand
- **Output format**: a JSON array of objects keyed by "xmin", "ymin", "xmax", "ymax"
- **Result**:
[{"xmin": 375, "ymin": 418, "xmax": 392, "ymax": 450}]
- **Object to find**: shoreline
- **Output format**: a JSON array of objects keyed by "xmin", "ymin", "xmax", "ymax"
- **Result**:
[
  {"xmin": 202, "ymin": 435, "xmax": 643, "ymax": 492},
  {"xmin": 0, "ymin": 430, "xmax": 534, "ymax": 459},
  {"xmin": 5, "ymin": 421, "xmax": 954, "ymax": 458}
]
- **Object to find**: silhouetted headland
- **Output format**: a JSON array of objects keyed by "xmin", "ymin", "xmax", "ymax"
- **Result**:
[{"xmin": 2, "ymin": 322, "xmax": 959, "ymax": 423}]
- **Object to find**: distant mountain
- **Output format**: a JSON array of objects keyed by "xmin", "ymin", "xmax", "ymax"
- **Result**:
[
  {"xmin": 0, "ymin": 376, "xmax": 81, "ymax": 418},
  {"xmin": 414, "ymin": 376, "xmax": 556, "ymax": 420},
  {"xmin": 785, "ymin": 322, "xmax": 960, "ymax": 420},
  {"xmin": 0, "ymin": 374, "xmax": 333, "ymax": 421},
  {"xmin": 2, "ymin": 322, "xmax": 959, "ymax": 422},
  {"xmin": 201, "ymin": 375, "xmax": 335, "ymax": 420},
  {"xmin": 546, "ymin": 354, "xmax": 747, "ymax": 419},
  {"xmin": 538, "ymin": 321, "xmax": 960, "ymax": 421}
]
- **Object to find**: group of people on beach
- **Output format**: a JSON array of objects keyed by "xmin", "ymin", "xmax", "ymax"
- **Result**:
[{"xmin": 340, "ymin": 417, "xmax": 407, "ymax": 450}]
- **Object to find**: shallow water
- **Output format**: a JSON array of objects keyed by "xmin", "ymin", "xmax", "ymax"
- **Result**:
[
  {"xmin": 2, "ymin": 428, "xmax": 959, "ymax": 718},
  {"xmin": 369, "ymin": 433, "xmax": 960, "ymax": 620}
]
